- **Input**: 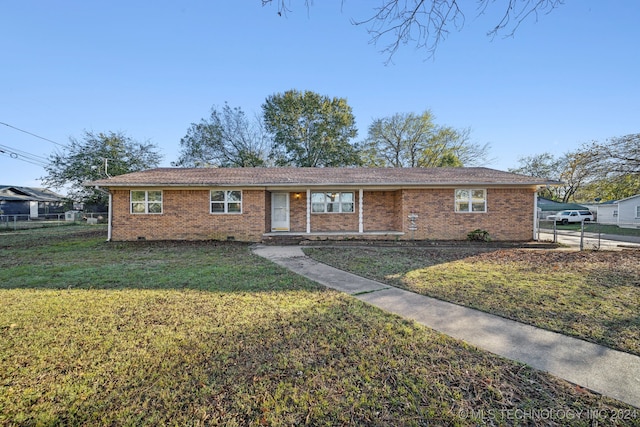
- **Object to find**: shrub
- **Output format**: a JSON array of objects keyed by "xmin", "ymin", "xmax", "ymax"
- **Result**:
[{"xmin": 467, "ymin": 229, "xmax": 491, "ymax": 242}]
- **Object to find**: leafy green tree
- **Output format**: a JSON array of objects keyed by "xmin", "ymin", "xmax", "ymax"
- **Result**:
[
  {"xmin": 174, "ymin": 103, "xmax": 269, "ymax": 167},
  {"xmin": 360, "ymin": 110, "xmax": 489, "ymax": 167},
  {"xmin": 262, "ymin": 89, "xmax": 359, "ymax": 167},
  {"xmin": 43, "ymin": 130, "xmax": 162, "ymax": 208},
  {"xmin": 576, "ymin": 174, "xmax": 640, "ymax": 202}
]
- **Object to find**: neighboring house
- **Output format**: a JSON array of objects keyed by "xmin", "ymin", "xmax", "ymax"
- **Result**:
[
  {"xmin": 615, "ymin": 194, "xmax": 640, "ymax": 228},
  {"xmin": 0, "ymin": 185, "xmax": 65, "ymax": 218},
  {"xmin": 88, "ymin": 167, "xmax": 557, "ymax": 243},
  {"xmin": 587, "ymin": 195, "xmax": 640, "ymax": 228},
  {"xmin": 591, "ymin": 201, "xmax": 618, "ymax": 225}
]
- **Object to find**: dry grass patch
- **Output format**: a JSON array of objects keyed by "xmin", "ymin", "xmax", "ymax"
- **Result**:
[{"xmin": 304, "ymin": 247, "xmax": 640, "ymax": 356}]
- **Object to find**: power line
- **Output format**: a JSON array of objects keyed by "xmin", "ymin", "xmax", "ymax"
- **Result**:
[
  {"xmin": 0, "ymin": 143, "xmax": 49, "ymax": 167},
  {"xmin": 0, "ymin": 150, "xmax": 47, "ymax": 168},
  {"xmin": 0, "ymin": 143, "xmax": 49, "ymax": 162},
  {"xmin": 0, "ymin": 121, "xmax": 68, "ymax": 148}
]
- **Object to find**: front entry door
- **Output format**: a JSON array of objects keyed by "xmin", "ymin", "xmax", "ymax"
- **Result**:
[{"xmin": 271, "ymin": 193, "xmax": 290, "ymax": 231}]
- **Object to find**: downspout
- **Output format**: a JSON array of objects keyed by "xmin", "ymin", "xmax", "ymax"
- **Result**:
[
  {"xmin": 107, "ymin": 192, "xmax": 112, "ymax": 242},
  {"xmin": 94, "ymin": 186, "xmax": 112, "ymax": 242}
]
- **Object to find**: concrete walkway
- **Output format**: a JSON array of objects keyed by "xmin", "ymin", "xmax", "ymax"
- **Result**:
[{"xmin": 252, "ymin": 245, "xmax": 640, "ymax": 409}]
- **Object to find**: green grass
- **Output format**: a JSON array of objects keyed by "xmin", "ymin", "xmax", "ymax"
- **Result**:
[
  {"xmin": 304, "ymin": 247, "xmax": 640, "ymax": 356},
  {"xmin": 1, "ymin": 226, "xmax": 638, "ymax": 425}
]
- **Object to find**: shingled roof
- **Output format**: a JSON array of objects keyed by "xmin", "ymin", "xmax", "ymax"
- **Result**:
[
  {"xmin": 0, "ymin": 186, "xmax": 64, "ymax": 202},
  {"xmin": 88, "ymin": 167, "xmax": 556, "ymax": 188}
]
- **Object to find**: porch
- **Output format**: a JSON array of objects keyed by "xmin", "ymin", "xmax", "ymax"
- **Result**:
[
  {"xmin": 267, "ymin": 188, "xmax": 403, "ymax": 235},
  {"xmin": 262, "ymin": 230, "xmax": 405, "ymax": 245}
]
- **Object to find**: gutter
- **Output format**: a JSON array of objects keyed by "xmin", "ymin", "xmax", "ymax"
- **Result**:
[{"xmin": 93, "ymin": 186, "xmax": 112, "ymax": 242}]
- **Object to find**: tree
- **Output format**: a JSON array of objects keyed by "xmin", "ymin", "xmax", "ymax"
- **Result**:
[
  {"xmin": 575, "ymin": 174, "xmax": 640, "ymax": 202},
  {"xmin": 262, "ymin": 0, "xmax": 563, "ymax": 61},
  {"xmin": 174, "ymin": 103, "xmax": 269, "ymax": 168},
  {"xmin": 581, "ymin": 133, "xmax": 640, "ymax": 176},
  {"xmin": 43, "ymin": 131, "xmax": 162, "ymax": 208},
  {"xmin": 509, "ymin": 151, "xmax": 594, "ymax": 203},
  {"xmin": 360, "ymin": 110, "xmax": 490, "ymax": 167},
  {"xmin": 262, "ymin": 89, "xmax": 360, "ymax": 167},
  {"xmin": 572, "ymin": 133, "xmax": 640, "ymax": 201}
]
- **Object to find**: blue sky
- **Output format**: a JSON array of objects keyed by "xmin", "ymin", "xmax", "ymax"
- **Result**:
[{"xmin": 1, "ymin": 1, "xmax": 639, "ymax": 190}]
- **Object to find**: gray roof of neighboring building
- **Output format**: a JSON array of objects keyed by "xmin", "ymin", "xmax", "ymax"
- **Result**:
[
  {"xmin": 0, "ymin": 186, "xmax": 64, "ymax": 202},
  {"xmin": 537, "ymin": 197, "xmax": 588, "ymax": 211}
]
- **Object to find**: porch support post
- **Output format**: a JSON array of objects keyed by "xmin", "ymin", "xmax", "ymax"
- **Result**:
[
  {"xmin": 306, "ymin": 189, "xmax": 311, "ymax": 234},
  {"xmin": 533, "ymin": 191, "xmax": 538, "ymax": 241},
  {"xmin": 358, "ymin": 188, "xmax": 364, "ymax": 233}
]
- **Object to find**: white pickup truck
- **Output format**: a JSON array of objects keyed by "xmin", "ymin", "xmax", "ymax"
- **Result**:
[{"xmin": 546, "ymin": 210, "xmax": 594, "ymax": 224}]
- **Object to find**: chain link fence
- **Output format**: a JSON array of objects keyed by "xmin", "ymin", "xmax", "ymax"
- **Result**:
[
  {"xmin": 0, "ymin": 213, "xmax": 107, "ymax": 231},
  {"xmin": 538, "ymin": 219, "xmax": 605, "ymax": 250}
]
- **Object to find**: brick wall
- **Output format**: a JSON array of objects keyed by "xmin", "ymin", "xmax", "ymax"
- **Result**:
[
  {"xmin": 110, "ymin": 189, "xmax": 266, "ymax": 241},
  {"xmin": 110, "ymin": 186, "xmax": 536, "ymax": 242},
  {"xmin": 399, "ymin": 187, "xmax": 535, "ymax": 241},
  {"xmin": 289, "ymin": 193, "xmax": 307, "ymax": 232},
  {"xmin": 362, "ymin": 190, "xmax": 401, "ymax": 231}
]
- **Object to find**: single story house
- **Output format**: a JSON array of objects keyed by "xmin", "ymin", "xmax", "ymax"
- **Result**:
[
  {"xmin": 0, "ymin": 185, "xmax": 65, "ymax": 218},
  {"xmin": 589, "ymin": 201, "xmax": 618, "ymax": 225},
  {"xmin": 617, "ymin": 194, "xmax": 640, "ymax": 228},
  {"xmin": 88, "ymin": 167, "xmax": 557, "ymax": 243},
  {"xmin": 592, "ymin": 194, "xmax": 640, "ymax": 228}
]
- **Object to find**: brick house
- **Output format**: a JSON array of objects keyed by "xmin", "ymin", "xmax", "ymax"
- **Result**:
[{"xmin": 88, "ymin": 167, "xmax": 555, "ymax": 242}]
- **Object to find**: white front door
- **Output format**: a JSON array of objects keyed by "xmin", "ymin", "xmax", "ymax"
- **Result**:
[{"xmin": 271, "ymin": 193, "xmax": 290, "ymax": 231}]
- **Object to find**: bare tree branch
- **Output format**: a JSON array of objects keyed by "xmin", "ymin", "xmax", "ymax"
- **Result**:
[{"xmin": 261, "ymin": 0, "xmax": 564, "ymax": 63}]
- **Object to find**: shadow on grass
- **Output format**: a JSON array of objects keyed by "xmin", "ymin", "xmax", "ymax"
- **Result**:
[
  {"xmin": 0, "ymin": 227, "xmax": 321, "ymax": 293},
  {"xmin": 2, "ymin": 285, "xmax": 630, "ymax": 426}
]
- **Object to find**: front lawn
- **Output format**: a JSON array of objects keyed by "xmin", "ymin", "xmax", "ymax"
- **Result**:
[
  {"xmin": 304, "ymin": 246, "xmax": 640, "ymax": 356},
  {"xmin": 1, "ymin": 227, "xmax": 637, "ymax": 425}
]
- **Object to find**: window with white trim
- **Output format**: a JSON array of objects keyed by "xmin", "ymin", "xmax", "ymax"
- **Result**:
[
  {"xmin": 131, "ymin": 190, "xmax": 163, "ymax": 214},
  {"xmin": 455, "ymin": 189, "xmax": 486, "ymax": 213},
  {"xmin": 211, "ymin": 190, "xmax": 242, "ymax": 214},
  {"xmin": 311, "ymin": 192, "xmax": 354, "ymax": 213},
  {"xmin": 636, "ymin": 206, "xmax": 640, "ymax": 218}
]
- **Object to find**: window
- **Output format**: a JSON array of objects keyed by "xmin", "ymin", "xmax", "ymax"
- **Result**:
[
  {"xmin": 131, "ymin": 190, "xmax": 162, "ymax": 214},
  {"xmin": 636, "ymin": 206, "xmax": 640, "ymax": 218},
  {"xmin": 455, "ymin": 189, "xmax": 486, "ymax": 213},
  {"xmin": 311, "ymin": 192, "xmax": 354, "ymax": 213},
  {"xmin": 211, "ymin": 190, "xmax": 242, "ymax": 214}
]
